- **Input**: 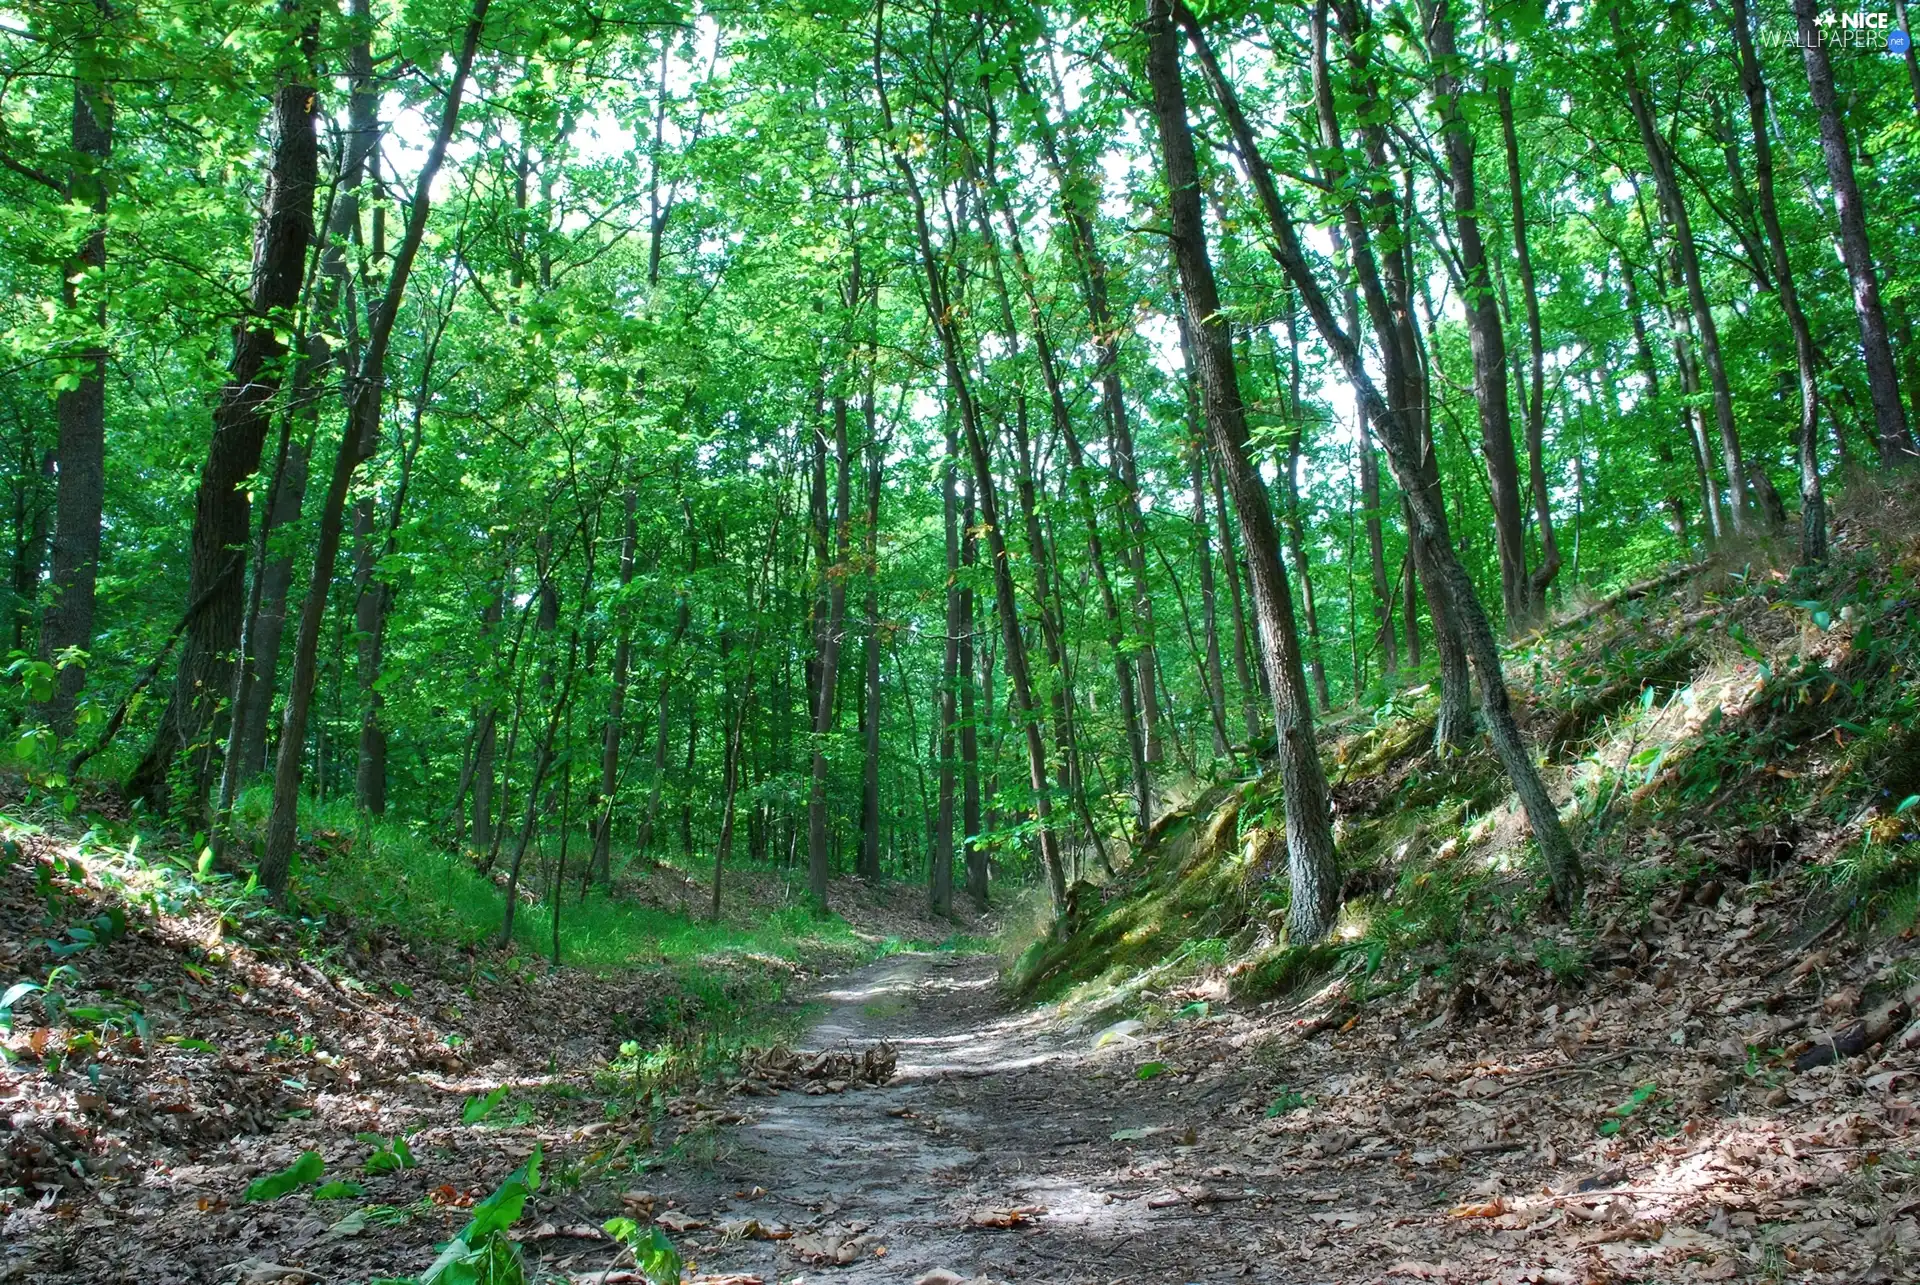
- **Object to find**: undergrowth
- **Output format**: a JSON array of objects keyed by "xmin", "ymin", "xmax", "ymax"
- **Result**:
[{"xmin": 1008, "ymin": 491, "xmax": 1920, "ymax": 1026}]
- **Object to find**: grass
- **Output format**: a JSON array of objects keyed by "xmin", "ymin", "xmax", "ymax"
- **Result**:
[{"xmin": 224, "ymin": 786, "xmax": 870, "ymax": 975}]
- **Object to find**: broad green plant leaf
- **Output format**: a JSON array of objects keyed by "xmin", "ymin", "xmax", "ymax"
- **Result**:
[{"xmin": 243, "ymin": 1150, "xmax": 325, "ymax": 1202}]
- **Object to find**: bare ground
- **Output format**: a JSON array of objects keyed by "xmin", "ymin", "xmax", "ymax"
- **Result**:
[{"xmin": 5, "ymin": 830, "xmax": 1918, "ymax": 1285}]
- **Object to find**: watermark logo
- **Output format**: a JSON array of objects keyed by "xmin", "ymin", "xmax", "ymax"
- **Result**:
[{"xmin": 1761, "ymin": 5, "xmax": 1911, "ymax": 51}]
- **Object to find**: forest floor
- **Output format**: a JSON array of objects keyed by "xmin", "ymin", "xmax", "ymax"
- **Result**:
[{"xmin": 1, "ymin": 814, "xmax": 1917, "ymax": 1284}]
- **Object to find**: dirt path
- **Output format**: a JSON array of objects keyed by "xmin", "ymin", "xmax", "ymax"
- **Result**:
[{"xmin": 651, "ymin": 953, "xmax": 1282, "ymax": 1285}]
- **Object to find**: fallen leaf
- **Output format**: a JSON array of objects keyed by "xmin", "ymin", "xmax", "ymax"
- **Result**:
[
  {"xmin": 656, "ymin": 1209, "xmax": 707, "ymax": 1233},
  {"xmin": 969, "ymin": 1205, "xmax": 1046, "ymax": 1228},
  {"xmin": 1447, "ymin": 1198, "xmax": 1507, "ymax": 1219}
]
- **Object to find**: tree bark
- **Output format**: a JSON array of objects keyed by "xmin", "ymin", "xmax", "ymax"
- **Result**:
[
  {"xmin": 1175, "ymin": 0, "xmax": 1582, "ymax": 913},
  {"xmin": 127, "ymin": 21, "xmax": 317, "ymax": 811},
  {"xmin": 1190, "ymin": 437, "xmax": 1230, "ymax": 757},
  {"xmin": 1495, "ymin": 81, "xmax": 1561, "ymax": 617},
  {"xmin": 232, "ymin": 439, "xmax": 309, "ymax": 783},
  {"xmin": 1149, "ymin": 0, "xmax": 1341, "ymax": 942},
  {"xmin": 1422, "ymin": 0, "xmax": 1531, "ymax": 631},
  {"xmin": 806, "ymin": 383, "xmax": 853, "ymax": 907},
  {"xmin": 635, "ymin": 501, "xmax": 693, "ymax": 859},
  {"xmin": 876, "ymin": 8, "xmax": 1067, "ymax": 911},
  {"xmin": 1612, "ymin": 5, "xmax": 1753, "ymax": 525},
  {"xmin": 1022, "ymin": 50, "xmax": 1165, "ymax": 775},
  {"xmin": 37, "ymin": 2, "xmax": 114, "ymax": 734},
  {"xmin": 1211, "ymin": 457, "xmax": 1263, "ymax": 746},
  {"xmin": 859, "ymin": 401, "xmax": 885, "ymax": 882},
  {"xmin": 591, "ymin": 489, "xmax": 637, "ymax": 881},
  {"xmin": 260, "ymin": 0, "xmax": 489, "ymax": 897},
  {"xmin": 1728, "ymin": 0, "xmax": 1825, "ymax": 560},
  {"xmin": 1789, "ymin": 0, "xmax": 1916, "ymax": 465}
]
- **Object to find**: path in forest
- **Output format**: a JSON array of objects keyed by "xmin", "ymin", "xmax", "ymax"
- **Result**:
[{"xmin": 657, "ymin": 953, "xmax": 1288, "ymax": 1285}]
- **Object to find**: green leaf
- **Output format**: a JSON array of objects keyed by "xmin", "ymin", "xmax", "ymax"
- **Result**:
[
  {"xmin": 243, "ymin": 1149, "xmax": 325, "ymax": 1201},
  {"xmin": 462, "ymin": 1083, "xmax": 510, "ymax": 1124},
  {"xmin": 313, "ymin": 1180, "xmax": 365, "ymax": 1200},
  {"xmin": 1176, "ymin": 1000, "xmax": 1209, "ymax": 1020},
  {"xmin": 1598, "ymin": 1083, "xmax": 1659, "ymax": 1136},
  {"xmin": 1109, "ymin": 1126, "xmax": 1156, "ymax": 1141},
  {"xmin": 1135, "ymin": 1061, "xmax": 1169, "ymax": 1081},
  {"xmin": 1, "ymin": 981, "xmax": 42, "ymax": 1031},
  {"xmin": 1895, "ymin": 795, "xmax": 1919, "ymax": 816},
  {"xmin": 604, "ymin": 1218, "xmax": 683, "ymax": 1285}
]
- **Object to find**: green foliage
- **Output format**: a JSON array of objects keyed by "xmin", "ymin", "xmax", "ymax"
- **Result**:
[
  {"xmin": 358, "ymin": 1131, "xmax": 417, "ymax": 1175},
  {"xmin": 1598, "ymin": 1084, "xmax": 1661, "ymax": 1137},
  {"xmin": 602, "ymin": 1217, "xmax": 685, "ymax": 1285},
  {"xmin": 461, "ymin": 1086, "xmax": 511, "ymax": 1126},
  {"xmin": 415, "ymin": 1145, "xmax": 544, "ymax": 1285},
  {"xmin": 242, "ymin": 1150, "xmax": 325, "ymax": 1202}
]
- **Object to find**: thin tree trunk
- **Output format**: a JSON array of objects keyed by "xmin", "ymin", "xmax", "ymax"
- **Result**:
[
  {"xmin": 1150, "ymin": 0, "xmax": 1341, "ymax": 942},
  {"xmin": 1211, "ymin": 457, "xmax": 1262, "ymax": 746},
  {"xmin": 1612, "ymin": 6, "xmax": 1752, "ymax": 524},
  {"xmin": 1022, "ymin": 49, "xmax": 1164, "ymax": 773},
  {"xmin": 1728, "ymin": 0, "xmax": 1825, "ymax": 560},
  {"xmin": 636, "ymin": 501, "xmax": 694, "ymax": 858},
  {"xmin": 260, "ymin": 0, "xmax": 489, "ymax": 897},
  {"xmin": 1422, "ymin": 0, "xmax": 1530, "ymax": 630},
  {"xmin": 592, "ymin": 489, "xmax": 637, "ymax": 881},
  {"xmin": 1789, "ymin": 0, "xmax": 1916, "ymax": 464},
  {"xmin": 1176, "ymin": 0, "xmax": 1582, "ymax": 912},
  {"xmin": 36, "ymin": 0, "xmax": 114, "ymax": 735},
  {"xmin": 932, "ymin": 415, "xmax": 960, "ymax": 919},
  {"xmin": 1496, "ymin": 81, "xmax": 1561, "ymax": 616},
  {"xmin": 807, "ymin": 380, "xmax": 853, "ymax": 907},
  {"xmin": 1190, "ymin": 438, "xmax": 1230, "ymax": 757},
  {"xmin": 986, "ymin": 151, "xmax": 1151, "ymax": 832},
  {"xmin": 876, "ymin": 12, "xmax": 1066, "ymax": 911},
  {"xmin": 127, "ymin": 21, "xmax": 317, "ymax": 812},
  {"xmin": 859, "ymin": 413, "xmax": 884, "ymax": 882}
]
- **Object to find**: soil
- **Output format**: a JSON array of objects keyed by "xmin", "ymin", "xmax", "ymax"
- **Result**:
[{"xmin": 5, "ymin": 846, "xmax": 1918, "ymax": 1285}]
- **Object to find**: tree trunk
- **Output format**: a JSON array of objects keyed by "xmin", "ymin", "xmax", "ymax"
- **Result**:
[
  {"xmin": 859, "ymin": 415, "xmax": 884, "ymax": 882},
  {"xmin": 232, "ymin": 439, "xmax": 309, "ymax": 783},
  {"xmin": 807, "ymin": 385, "xmax": 853, "ymax": 907},
  {"xmin": 1149, "ymin": 0, "xmax": 1341, "ymax": 942},
  {"xmin": 1728, "ymin": 0, "xmax": 1825, "ymax": 560},
  {"xmin": 1190, "ymin": 438, "xmax": 1230, "ymax": 757},
  {"xmin": 1305, "ymin": 3, "xmax": 1470, "ymax": 744},
  {"xmin": 126, "ymin": 27, "xmax": 316, "ymax": 811},
  {"xmin": 37, "ymin": 4, "xmax": 114, "ymax": 734},
  {"xmin": 1023, "ymin": 51, "xmax": 1164, "ymax": 775},
  {"xmin": 1175, "ymin": 0, "xmax": 1582, "ymax": 913},
  {"xmin": 351, "ymin": 498, "xmax": 388, "ymax": 814},
  {"xmin": 1496, "ymin": 81, "xmax": 1561, "ymax": 617},
  {"xmin": 986, "ymin": 150, "xmax": 1152, "ymax": 832},
  {"xmin": 636, "ymin": 501, "xmax": 693, "ymax": 858},
  {"xmin": 1211, "ymin": 457, "xmax": 1263, "ymax": 746},
  {"xmin": 260, "ymin": 0, "xmax": 489, "ymax": 897},
  {"xmin": 958, "ymin": 475, "xmax": 981, "ymax": 905},
  {"xmin": 591, "ymin": 489, "xmax": 637, "ymax": 882},
  {"xmin": 1612, "ymin": 6, "xmax": 1752, "ymax": 524},
  {"xmin": 1422, "ymin": 0, "xmax": 1530, "ymax": 631},
  {"xmin": 932, "ymin": 415, "xmax": 960, "ymax": 919},
  {"xmin": 876, "ymin": 18, "xmax": 1067, "ymax": 911},
  {"xmin": 1789, "ymin": 0, "xmax": 1916, "ymax": 464}
]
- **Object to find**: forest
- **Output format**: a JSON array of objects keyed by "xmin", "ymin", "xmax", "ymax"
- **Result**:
[{"xmin": 2, "ymin": 0, "xmax": 1919, "ymax": 1281}]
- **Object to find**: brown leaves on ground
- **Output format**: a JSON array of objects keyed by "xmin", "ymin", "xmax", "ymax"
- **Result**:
[
  {"xmin": 730, "ymin": 1042, "xmax": 896, "ymax": 1096},
  {"xmin": 966, "ymin": 1203, "xmax": 1045, "ymax": 1228}
]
